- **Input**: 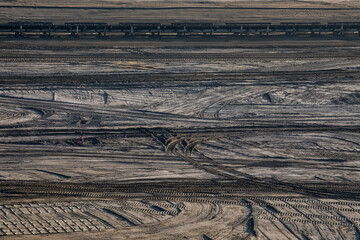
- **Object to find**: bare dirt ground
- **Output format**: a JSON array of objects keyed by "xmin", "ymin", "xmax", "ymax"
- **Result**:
[
  {"xmin": 1, "ymin": 1, "xmax": 360, "ymax": 239},
  {"xmin": 1, "ymin": 0, "xmax": 360, "ymax": 24}
]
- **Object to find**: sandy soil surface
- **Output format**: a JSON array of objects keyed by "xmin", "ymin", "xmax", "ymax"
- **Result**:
[
  {"xmin": 0, "ymin": 39, "xmax": 360, "ymax": 239},
  {"xmin": 1, "ymin": 1, "xmax": 360, "ymax": 239},
  {"xmin": 1, "ymin": 0, "xmax": 360, "ymax": 24}
]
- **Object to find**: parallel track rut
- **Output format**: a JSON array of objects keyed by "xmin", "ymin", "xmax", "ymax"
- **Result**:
[{"xmin": 0, "ymin": 56, "xmax": 358, "ymax": 62}]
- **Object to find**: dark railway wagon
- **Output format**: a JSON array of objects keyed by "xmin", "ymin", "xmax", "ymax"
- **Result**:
[{"xmin": 0, "ymin": 21, "xmax": 359, "ymax": 38}]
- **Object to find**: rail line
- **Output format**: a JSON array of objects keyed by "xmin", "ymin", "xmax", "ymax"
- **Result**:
[
  {"xmin": 1, "ymin": 70, "xmax": 358, "ymax": 86},
  {"xmin": 0, "ymin": 56, "xmax": 358, "ymax": 62},
  {"xmin": 1, "ymin": 6, "xmax": 360, "ymax": 10},
  {"xmin": 1, "ymin": 21, "xmax": 360, "ymax": 39}
]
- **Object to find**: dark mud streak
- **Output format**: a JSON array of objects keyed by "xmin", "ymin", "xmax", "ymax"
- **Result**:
[
  {"xmin": 276, "ymin": 218, "xmax": 302, "ymax": 240},
  {"xmin": 102, "ymin": 208, "xmax": 137, "ymax": 226},
  {"xmin": 23, "ymin": 107, "xmax": 45, "ymax": 117},
  {"xmin": 245, "ymin": 218, "xmax": 256, "ymax": 237},
  {"xmin": 150, "ymin": 205, "xmax": 165, "ymax": 212},
  {"xmin": 103, "ymin": 91, "xmax": 108, "ymax": 105},
  {"xmin": 354, "ymin": 225, "xmax": 360, "ymax": 240},
  {"xmin": 301, "ymin": 233, "xmax": 311, "ymax": 240},
  {"xmin": 265, "ymin": 205, "xmax": 279, "ymax": 214},
  {"xmin": 84, "ymin": 211, "xmax": 115, "ymax": 228},
  {"xmin": 36, "ymin": 169, "xmax": 71, "ymax": 179},
  {"xmin": 203, "ymin": 234, "xmax": 212, "ymax": 240}
]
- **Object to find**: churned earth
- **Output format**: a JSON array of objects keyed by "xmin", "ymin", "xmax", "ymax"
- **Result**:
[{"xmin": 1, "ymin": 0, "xmax": 360, "ymax": 239}]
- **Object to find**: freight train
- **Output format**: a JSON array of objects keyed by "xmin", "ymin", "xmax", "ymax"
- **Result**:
[{"xmin": 0, "ymin": 21, "xmax": 359, "ymax": 38}]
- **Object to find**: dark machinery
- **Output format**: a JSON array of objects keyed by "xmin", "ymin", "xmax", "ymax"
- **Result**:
[{"xmin": 0, "ymin": 21, "xmax": 359, "ymax": 38}]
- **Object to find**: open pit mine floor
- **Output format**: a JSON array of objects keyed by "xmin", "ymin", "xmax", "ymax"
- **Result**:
[{"xmin": 1, "ymin": 38, "xmax": 360, "ymax": 239}]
